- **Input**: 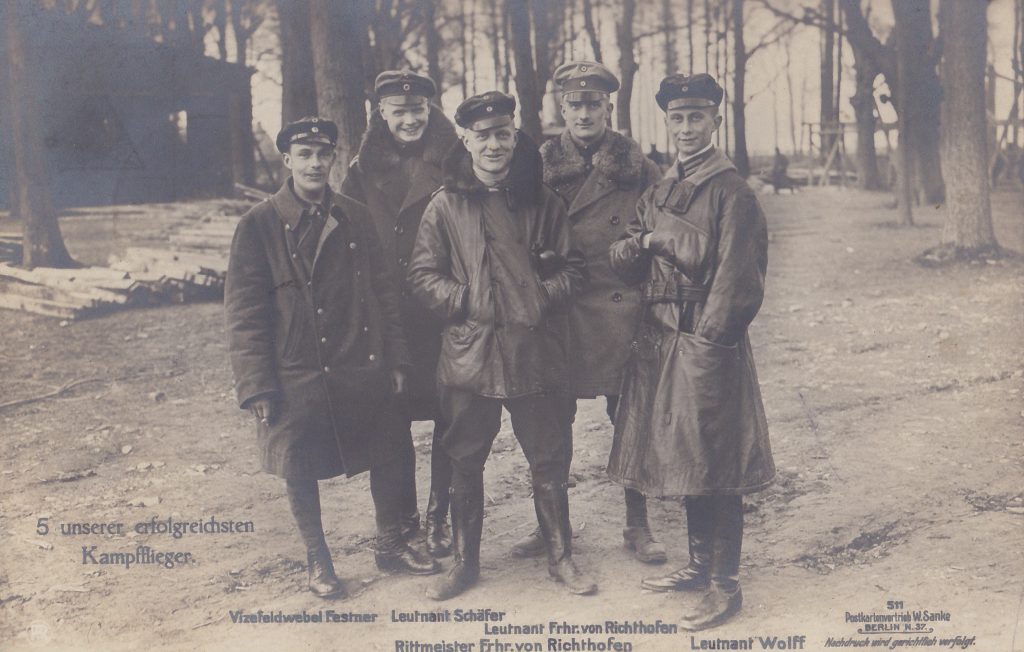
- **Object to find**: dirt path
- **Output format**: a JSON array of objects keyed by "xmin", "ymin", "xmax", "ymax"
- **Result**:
[{"xmin": 1, "ymin": 188, "xmax": 1022, "ymax": 651}]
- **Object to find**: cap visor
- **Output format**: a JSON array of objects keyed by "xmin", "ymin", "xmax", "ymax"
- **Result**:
[
  {"xmin": 289, "ymin": 135, "xmax": 335, "ymax": 147},
  {"xmin": 666, "ymin": 98, "xmax": 717, "ymax": 110},
  {"xmin": 465, "ymin": 115, "xmax": 514, "ymax": 131},
  {"xmin": 380, "ymin": 94, "xmax": 429, "ymax": 105},
  {"xmin": 562, "ymin": 90, "xmax": 609, "ymax": 101}
]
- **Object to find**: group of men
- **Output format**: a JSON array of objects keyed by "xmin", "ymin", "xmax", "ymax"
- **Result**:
[{"xmin": 226, "ymin": 61, "xmax": 774, "ymax": 631}]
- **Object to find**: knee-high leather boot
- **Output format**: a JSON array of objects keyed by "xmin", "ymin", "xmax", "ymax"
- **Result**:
[
  {"xmin": 371, "ymin": 458, "xmax": 440, "ymax": 575},
  {"xmin": 535, "ymin": 480, "xmax": 597, "ymax": 595},
  {"xmin": 641, "ymin": 495, "xmax": 713, "ymax": 591},
  {"xmin": 426, "ymin": 470, "xmax": 483, "ymax": 600},
  {"xmin": 424, "ymin": 419, "xmax": 453, "ymax": 557},
  {"xmin": 396, "ymin": 431, "xmax": 421, "ymax": 541},
  {"xmin": 680, "ymin": 495, "xmax": 744, "ymax": 630},
  {"xmin": 286, "ymin": 478, "xmax": 344, "ymax": 599}
]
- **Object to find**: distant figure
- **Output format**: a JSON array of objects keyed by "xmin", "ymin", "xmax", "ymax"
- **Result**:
[{"xmin": 771, "ymin": 147, "xmax": 795, "ymax": 194}]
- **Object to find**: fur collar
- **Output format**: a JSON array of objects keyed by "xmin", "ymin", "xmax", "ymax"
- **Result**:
[
  {"xmin": 352, "ymin": 104, "xmax": 457, "ymax": 176},
  {"xmin": 441, "ymin": 131, "xmax": 543, "ymax": 210},
  {"xmin": 541, "ymin": 129, "xmax": 648, "ymax": 188}
]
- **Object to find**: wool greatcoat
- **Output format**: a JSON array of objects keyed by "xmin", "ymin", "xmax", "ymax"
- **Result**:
[
  {"xmin": 226, "ymin": 180, "xmax": 411, "ymax": 480},
  {"xmin": 540, "ymin": 129, "xmax": 662, "ymax": 397},
  {"xmin": 607, "ymin": 148, "xmax": 775, "ymax": 496},
  {"xmin": 341, "ymin": 106, "xmax": 458, "ymax": 419},
  {"xmin": 407, "ymin": 134, "xmax": 586, "ymax": 399}
]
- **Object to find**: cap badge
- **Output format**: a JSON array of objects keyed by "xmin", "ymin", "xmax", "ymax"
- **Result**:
[
  {"xmin": 580, "ymin": 80, "xmax": 587, "ymax": 87},
  {"xmin": 403, "ymin": 83, "xmax": 411, "ymax": 91},
  {"xmin": 580, "ymin": 65, "xmax": 589, "ymax": 72},
  {"xmin": 681, "ymin": 85, "xmax": 689, "ymax": 92},
  {"xmin": 486, "ymin": 105, "xmax": 494, "ymax": 112},
  {"xmin": 311, "ymin": 126, "xmax": 319, "ymax": 133}
]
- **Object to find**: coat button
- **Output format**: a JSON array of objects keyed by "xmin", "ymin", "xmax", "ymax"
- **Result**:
[
  {"xmin": 363, "ymin": 325, "xmax": 369, "ymax": 332},
  {"xmin": 368, "ymin": 354, "xmax": 376, "ymax": 361},
  {"xmin": 610, "ymin": 215, "xmax": 620, "ymax": 225},
  {"xmin": 291, "ymin": 253, "xmax": 297, "ymax": 259},
  {"xmin": 320, "ymin": 337, "xmax": 327, "ymax": 343},
  {"xmin": 323, "ymin": 366, "xmax": 330, "ymax": 373},
  {"xmin": 316, "ymin": 308, "xmax": 324, "ymax": 315},
  {"xmin": 349, "ymin": 242, "xmax": 357, "ymax": 249},
  {"xmin": 306, "ymin": 281, "xmax": 312, "ymax": 287},
  {"xmin": 356, "ymin": 270, "xmax": 361, "ymax": 277},
  {"xmin": 612, "ymin": 292, "xmax": 623, "ymax": 302},
  {"xmin": 398, "ymin": 258, "xmax": 407, "ymax": 267},
  {"xmin": 395, "ymin": 225, "xmax": 404, "ymax": 234}
]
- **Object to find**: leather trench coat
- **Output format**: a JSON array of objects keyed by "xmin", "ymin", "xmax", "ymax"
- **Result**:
[
  {"xmin": 607, "ymin": 148, "xmax": 775, "ymax": 496},
  {"xmin": 225, "ymin": 181, "xmax": 411, "ymax": 480},
  {"xmin": 407, "ymin": 134, "xmax": 585, "ymax": 399}
]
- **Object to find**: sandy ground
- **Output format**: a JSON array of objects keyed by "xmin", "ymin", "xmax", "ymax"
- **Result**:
[{"xmin": 1, "ymin": 187, "xmax": 1022, "ymax": 652}]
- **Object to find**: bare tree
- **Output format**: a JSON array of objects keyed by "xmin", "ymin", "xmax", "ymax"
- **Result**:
[
  {"xmin": 277, "ymin": 0, "xmax": 318, "ymax": 123},
  {"xmin": 616, "ymin": 0, "xmax": 638, "ymax": 137},
  {"xmin": 925, "ymin": 0, "xmax": 1000, "ymax": 261},
  {"xmin": 840, "ymin": 0, "xmax": 882, "ymax": 189},
  {"xmin": 310, "ymin": 0, "xmax": 369, "ymax": 181},
  {"xmin": 4, "ymin": 2, "xmax": 75, "ymax": 268},
  {"xmin": 509, "ymin": 0, "xmax": 543, "ymax": 140},
  {"xmin": 819, "ymin": 0, "xmax": 836, "ymax": 161},
  {"xmin": 582, "ymin": 0, "xmax": 603, "ymax": 61}
]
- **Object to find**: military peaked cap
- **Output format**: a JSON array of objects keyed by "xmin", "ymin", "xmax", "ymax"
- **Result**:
[
  {"xmin": 375, "ymin": 70, "xmax": 436, "ymax": 101},
  {"xmin": 275, "ymin": 116, "xmax": 338, "ymax": 153},
  {"xmin": 553, "ymin": 61, "xmax": 619, "ymax": 100},
  {"xmin": 455, "ymin": 91, "xmax": 517, "ymax": 130},
  {"xmin": 655, "ymin": 73, "xmax": 724, "ymax": 111}
]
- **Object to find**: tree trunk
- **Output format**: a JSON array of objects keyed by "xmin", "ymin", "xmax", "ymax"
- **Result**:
[
  {"xmin": 489, "ymin": 0, "xmax": 503, "ymax": 97},
  {"xmin": 309, "ymin": 0, "xmax": 368, "ymax": 185},
  {"xmin": 936, "ymin": 0, "xmax": 998, "ymax": 256},
  {"xmin": 785, "ymin": 36, "xmax": 798, "ymax": 155},
  {"xmin": 509, "ymin": 0, "xmax": 543, "ymax": 141},
  {"xmin": 820, "ymin": 0, "xmax": 835, "ymax": 162},
  {"xmin": 893, "ymin": 10, "xmax": 915, "ymax": 226},
  {"xmin": 687, "ymin": 0, "xmax": 694, "ymax": 74},
  {"xmin": 422, "ymin": 0, "xmax": 443, "ymax": 101},
  {"xmin": 615, "ymin": 0, "xmax": 638, "ymax": 137},
  {"xmin": 278, "ymin": 0, "xmax": 318, "ymax": 124},
  {"xmin": 4, "ymin": 2, "xmax": 75, "ymax": 268},
  {"xmin": 892, "ymin": 0, "xmax": 944, "ymax": 205},
  {"xmin": 731, "ymin": 0, "xmax": 750, "ymax": 176},
  {"xmin": 662, "ymin": 0, "xmax": 676, "ymax": 77},
  {"xmin": 849, "ymin": 40, "xmax": 883, "ymax": 190},
  {"xmin": 582, "ymin": 0, "xmax": 602, "ymax": 62}
]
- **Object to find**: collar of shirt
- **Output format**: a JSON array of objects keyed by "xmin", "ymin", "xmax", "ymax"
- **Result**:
[
  {"xmin": 282, "ymin": 178, "xmax": 331, "ymax": 230},
  {"xmin": 571, "ymin": 130, "xmax": 606, "ymax": 161},
  {"xmin": 676, "ymin": 144, "xmax": 715, "ymax": 179}
]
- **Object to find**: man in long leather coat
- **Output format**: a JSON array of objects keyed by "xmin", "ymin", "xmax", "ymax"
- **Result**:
[
  {"xmin": 226, "ymin": 117, "xmax": 440, "ymax": 599},
  {"xmin": 514, "ymin": 61, "xmax": 667, "ymax": 565},
  {"xmin": 608, "ymin": 75, "xmax": 775, "ymax": 629},
  {"xmin": 408, "ymin": 92, "xmax": 596, "ymax": 600},
  {"xmin": 341, "ymin": 71, "xmax": 458, "ymax": 558}
]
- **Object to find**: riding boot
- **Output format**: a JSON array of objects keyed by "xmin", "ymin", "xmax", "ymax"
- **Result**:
[
  {"xmin": 622, "ymin": 487, "xmax": 667, "ymax": 564},
  {"xmin": 424, "ymin": 420, "xmax": 453, "ymax": 557},
  {"xmin": 371, "ymin": 458, "xmax": 439, "ymax": 575},
  {"xmin": 680, "ymin": 496, "xmax": 744, "ymax": 631},
  {"xmin": 642, "ymin": 495, "xmax": 713, "ymax": 592},
  {"xmin": 512, "ymin": 403, "xmax": 573, "ymax": 559},
  {"xmin": 534, "ymin": 480, "xmax": 597, "ymax": 595},
  {"xmin": 286, "ymin": 478, "xmax": 345, "ymax": 598},
  {"xmin": 427, "ymin": 471, "xmax": 482, "ymax": 600},
  {"xmin": 396, "ymin": 430, "xmax": 421, "ymax": 541}
]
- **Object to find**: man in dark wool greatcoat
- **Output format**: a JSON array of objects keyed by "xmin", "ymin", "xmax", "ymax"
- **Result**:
[
  {"xmin": 513, "ymin": 60, "xmax": 667, "ymax": 566},
  {"xmin": 226, "ymin": 117, "xmax": 440, "ymax": 600},
  {"xmin": 608, "ymin": 74, "xmax": 775, "ymax": 630},
  {"xmin": 408, "ymin": 92, "xmax": 595, "ymax": 600},
  {"xmin": 342, "ymin": 71, "xmax": 459, "ymax": 558}
]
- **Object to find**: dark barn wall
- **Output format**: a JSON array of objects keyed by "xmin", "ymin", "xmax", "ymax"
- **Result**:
[{"xmin": 0, "ymin": 16, "xmax": 253, "ymax": 209}]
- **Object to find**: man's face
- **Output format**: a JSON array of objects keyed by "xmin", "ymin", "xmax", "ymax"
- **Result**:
[
  {"xmin": 665, "ymin": 106, "xmax": 721, "ymax": 158},
  {"xmin": 560, "ymin": 96, "xmax": 612, "ymax": 144},
  {"xmin": 380, "ymin": 98, "xmax": 429, "ymax": 144},
  {"xmin": 462, "ymin": 123, "xmax": 517, "ymax": 176},
  {"xmin": 282, "ymin": 142, "xmax": 336, "ymax": 197}
]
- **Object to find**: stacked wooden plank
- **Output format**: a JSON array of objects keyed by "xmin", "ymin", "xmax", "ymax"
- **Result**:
[{"xmin": 0, "ymin": 262, "xmax": 145, "ymax": 319}]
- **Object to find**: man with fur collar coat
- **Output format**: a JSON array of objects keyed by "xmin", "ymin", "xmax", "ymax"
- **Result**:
[
  {"xmin": 341, "ymin": 71, "xmax": 458, "ymax": 558},
  {"xmin": 408, "ymin": 91, "xmax": 594, "ymax": 600},
  {"xmin": 517, "ymin": 61, "xmax": 666, "ymax": 565}
]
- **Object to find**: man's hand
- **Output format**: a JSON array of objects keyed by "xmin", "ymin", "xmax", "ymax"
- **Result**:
[
  {"xmin": 249, "ymin": 397, "xmax": 276, "ymax": 425},
  {"xmin": 391, "ymin": 368, "xmax": 408, "ymax": 396}
]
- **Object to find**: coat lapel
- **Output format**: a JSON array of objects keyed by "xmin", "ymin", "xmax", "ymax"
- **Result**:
[
  {"xmin": 398, "ymin": 161, "xmax": 443, "ymax": 217},
  {"xmin": 567, "ymin": 169, "xmax": 616, "ymax": 219}
]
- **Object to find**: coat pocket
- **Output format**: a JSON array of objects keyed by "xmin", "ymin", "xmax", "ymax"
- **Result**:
[{"xmin": 673, "ymin": 332, "xmax": 742, "ymax": 438}]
